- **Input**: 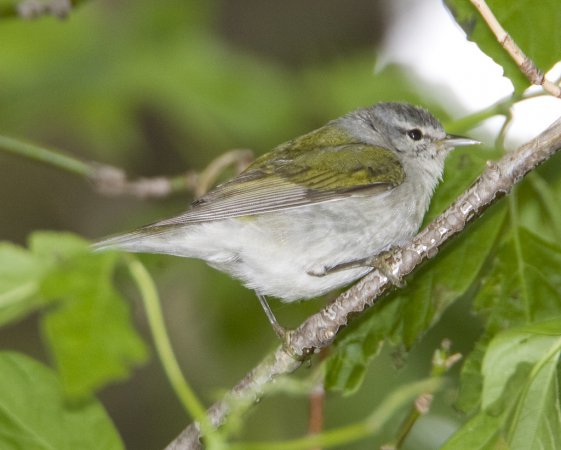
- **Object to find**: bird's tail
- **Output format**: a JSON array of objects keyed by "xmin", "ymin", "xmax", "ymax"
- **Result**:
[
  {"xmin": 93, "ymin": 224, "xmax": 191, "ymax": 257},
  {"xmin": 93, "ymin": 229, "xmax": 150, "ymax": 253}
]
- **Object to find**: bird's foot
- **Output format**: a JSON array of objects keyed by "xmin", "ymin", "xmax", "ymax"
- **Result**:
[
  {"xmin": 363, "ymin": 248, "xmax": 404, "ymax": 288},
  {"xmin": 256, "ymin": 293, "xmax": 310, "ymax": 360},
  {"xmin": 307, "ymin": 246, "xmax": 404, "ymax": 288}
]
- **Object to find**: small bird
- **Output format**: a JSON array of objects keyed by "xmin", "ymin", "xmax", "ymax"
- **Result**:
[{"xmin": 95, "ymin": 102, "xmax": 478, "ymax": 337}]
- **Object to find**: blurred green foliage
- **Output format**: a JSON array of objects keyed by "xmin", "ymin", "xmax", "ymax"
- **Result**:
[
  {"xmin": 1, "ymin": 0, "xmax": 561, "ymax": 449},
  {"xmin": 0, "ymin": 351, "xmax": 123, "ymax": 449},
  {"xmin": 0, "ymin": 232, "xmax": 147, "ymax": 399},
  {"xmin": 444, "ymin": 319, "xmax": 561, "ymax": 449}
]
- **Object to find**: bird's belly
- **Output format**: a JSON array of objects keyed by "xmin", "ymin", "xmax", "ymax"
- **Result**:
[{"xmin": 196, "ymin": 192, "xmax": 425, "ymax": 301}]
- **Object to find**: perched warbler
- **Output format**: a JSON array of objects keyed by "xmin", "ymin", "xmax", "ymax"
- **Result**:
[{"xmin": 95, "ymin": 102, "xmax": 478, "ymax": 337}]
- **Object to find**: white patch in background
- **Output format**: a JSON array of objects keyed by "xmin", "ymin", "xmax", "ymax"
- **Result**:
[{"xmin": 378, "ymin": 0, "xmax": 561, "ymax": 147}]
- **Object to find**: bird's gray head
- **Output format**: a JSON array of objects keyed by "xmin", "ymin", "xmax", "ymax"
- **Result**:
[{"xmin": 340, "ymin": 102, "xmax": 476, "ymax": 162}]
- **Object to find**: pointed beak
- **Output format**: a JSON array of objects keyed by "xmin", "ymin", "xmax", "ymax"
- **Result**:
[{"xmin": 443, "ymin": 134, "xmax": 480, "ymax": 147}]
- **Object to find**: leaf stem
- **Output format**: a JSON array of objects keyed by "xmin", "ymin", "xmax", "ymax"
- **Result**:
[
  {"xmin": 444, "ymin": 91, "xmax": 548, "ymax": 136},
  {"xmin": 0, "ymin": 132, "xmax": 252, "ymax": 199},
  {"xmin": 126, "ymin": 256, "xmax": 222, "ymax": 448},
  {"xmin": 445, "ymin": 97, "xmax": 512, "ymax": 134},
  {"xmin": 0, "ymin": 135, "xmax": 92, "ymax": 177}
]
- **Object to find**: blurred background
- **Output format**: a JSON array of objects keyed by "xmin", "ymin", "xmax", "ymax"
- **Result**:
[{"xmin": 0, "ymin": 0, "xmax": 541, "ymax": 448}]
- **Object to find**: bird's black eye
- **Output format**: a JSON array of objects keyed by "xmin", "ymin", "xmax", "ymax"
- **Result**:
[{"xmin": 407, "ymin": 128, "xmax": 423, "ymax": 141}]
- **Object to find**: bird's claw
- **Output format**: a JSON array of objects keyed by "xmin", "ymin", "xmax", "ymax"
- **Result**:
[
  {"xmin": 306, "ymin": 247, "xmax": 405, "ymax": 288},
  {"xmin": 365, "ymin": 249, "xmax": 405, "ymax": 288}
]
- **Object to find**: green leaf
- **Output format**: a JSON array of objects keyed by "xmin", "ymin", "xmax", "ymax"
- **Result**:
[
  {"xmin": 325, "ymin": 149, "xmax": 505, "ymax": 393},
  {"xmin": 441, "ymin": 410, "xmax": 505, "ymax": 450},
  {"xmin": 393, "ymin": 147, "xmax": 504, "ymax": 347},
  {"xmin": 0, "ymin": 242, "xmax": 44, "ymax": 326},
  {"xmin": 482, "ymin": 321, "xmax": 561, "ymax": 406},
  {"xmin": 29, "ymin": 230, "xmax": 89, "ymax": 261},
  {"xmin": 395, "ymin": 204, "xmax": 506, "ymax": 348},
  {"xmin": 39, "ymin": 245, "xmax": 148, "ymax": 398},
  {"xmin": 455, "ymin": 340, "xmax": 487, "ymax": 414},
  {"xmin": 0, "ymin": 352, "xmax": 123, "ymax": 450},
  {"xmin": 324, "ymin": 299, "xmax": 400, "ymax": 394},
  {"xmin": 505, "ymin": 345, "xmax": 561, "ymax": 449},
  {"xmin": 0, "ymin": 231, "xmax": 148, "ymax": 398},
  {"xmin": 446, "ymin": 320, "xmax": 561, "ymax": 449},
  {"xmin": 476, "ymin": 227, "xmax": 561, "ymax": 333},
  {"xmin": 458, "ymin": 225, "xmax": 561, "ymax": 412},
  {"xmin": 443, "ymin": 0, "xmax": 561, "ymax": 93},
  {"xmin": 511, "ymin": 174, "xmax": 561, "ymax": 246},
  {"xmin": 0, "ymin": 232, "xmax": 91, "ymax": 327}
]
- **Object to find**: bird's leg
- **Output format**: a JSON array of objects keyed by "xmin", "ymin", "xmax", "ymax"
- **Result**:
[
  {"xmin": 307, "ymin": 258, "xmax": 370, "ymax": 276},
  {"xmin": 308, "ymin": 246, "xmax": 404, "ymax": 288},
  {"xmin": 256, "ymin": 294, "xmax": 314, "ymax": 360},
  {"xmin": 256, "ymin": 293, "xmax": 288, "ymax": 340}
]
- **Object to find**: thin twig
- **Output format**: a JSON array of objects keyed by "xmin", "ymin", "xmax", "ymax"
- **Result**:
[
  {"xmin": 308, "ymin": 383, "xmax": 325, "ymax": 448},
  {"xmin": 443, "ymin": 96, "xmax": 512, "ymax": 134},
  {"xmin": 165, "ymin": 116, "xmax": 561, "ymax": 449},
  {"xmin": 0, "ymin": 133, "xmax": 253, "ymax": 199},
  {"xmin": 190, "ymin": 149, "xmax": 254, "ymax": 198},
  {"xmin": 307, "ymin": 348, "xmax": 329, "ymax": 448},
  {"xmin": 17, "ymin": 0, "xmax": 72, "ymax": 19},
  {"xmin": 470, "ymin": 0, "xmax": 561, "ymax": 97},
  {"xmin": 381, "ymin": 394, "xmax": 433, "ymax": 450},
  {"xmin": 0, "ymin": 0, "xmax": 88, "ymax": 19},
  {"xmin": 91, "ymin": 149, "xmax": 253, "ymax": 199},
  {"xmin": 228, "ymin": 378, "xmax": 444, "ymax": 450},
  {"xmin": 382, "ymin": 339, "xmax": 461, "ymax": 450},
  {"xmin": 495, "ymin": 110, "xmax": 512, "ymax": 150}
]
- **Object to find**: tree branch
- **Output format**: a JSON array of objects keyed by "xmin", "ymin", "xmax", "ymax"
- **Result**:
[
  {"xmin": 165, "ymin": 116, "xmax": 561, "ymax": 449},
  {"xmin": 470, "ymin": 0, "xmax": 561, "ymax": 97}
]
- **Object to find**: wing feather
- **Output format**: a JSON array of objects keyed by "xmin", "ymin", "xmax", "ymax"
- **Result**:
[{"xmin": 152, "ymin": 143, "xmax": 405, "ymax": 226}]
